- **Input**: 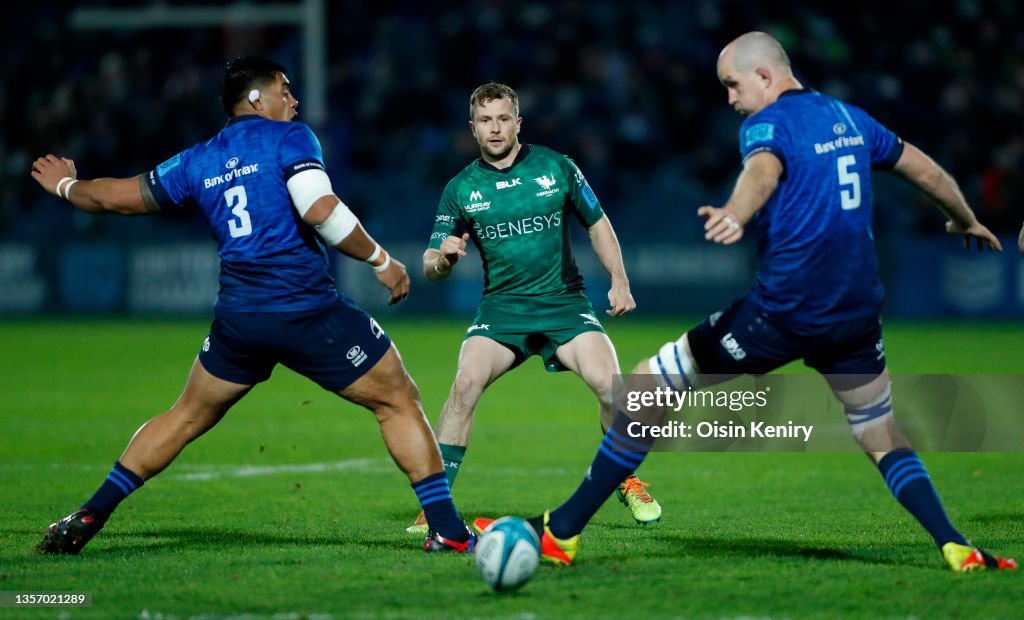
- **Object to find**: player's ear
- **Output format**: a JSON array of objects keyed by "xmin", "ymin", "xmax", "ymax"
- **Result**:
[
  {"xmin": 755, "ymin": 66, "xmax": 772, "ymax": 86},
  {"xmin": 248, "ymin": 88, "xmax": 262, "ymax": 110}
]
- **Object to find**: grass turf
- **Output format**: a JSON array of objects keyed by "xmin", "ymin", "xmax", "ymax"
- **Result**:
[{"xmin": 0, "ymin": 318, "xmax": 1021, "ymax": 618}]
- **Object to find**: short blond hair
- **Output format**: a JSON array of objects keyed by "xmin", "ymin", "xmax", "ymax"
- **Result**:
[{"xmin": 469, "ymin": 82, "xmax": 519, "ymax": 120}]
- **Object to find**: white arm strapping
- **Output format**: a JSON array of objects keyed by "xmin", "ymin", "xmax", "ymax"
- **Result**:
[
  {"xmin": 315, "ymin": 201, "xmax": 359, "ymax": 247},
  {"xmin": 286, "ymin": 168, "xmax": 334, "ymax": 217},
  {"xmin": 286, "ymin": 168, "xmax": 358, "ymax": 246}
]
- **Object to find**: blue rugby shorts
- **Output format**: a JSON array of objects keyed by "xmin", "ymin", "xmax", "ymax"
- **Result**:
[
  {"xmin": 198, "ymin": 295, "xmax": 391, "ymax": 392},
  {"xmin": 686, "ymin": 296, "xmax": 885, "ymax": 390}
]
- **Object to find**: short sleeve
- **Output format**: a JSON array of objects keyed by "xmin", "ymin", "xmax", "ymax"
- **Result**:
[
  {"xmin": 855, "ymin": 108, "xmax": 904, "ymax": 169},
  {"xmin": 146, "ymin": 149, "xmax": 191, "ymax": 209},
  {"xmin": 280, "ymin": 123, "xmax": 326, "ymax": 180},
  {"xmin": 739, "ymin": 115, "xmax": 788, "ymax": 173},
  {"xmin": 428, "ymin": 182, "xmax": 467, "ymax": 250},
  {"xmin": 564, "ymin": 157, "xmax": 604, "ymax": 227}
]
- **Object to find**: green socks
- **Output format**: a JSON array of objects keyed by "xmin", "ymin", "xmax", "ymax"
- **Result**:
[{"xmin": 440, "ymin": 443, "xmax": 467, "ymax": 488}]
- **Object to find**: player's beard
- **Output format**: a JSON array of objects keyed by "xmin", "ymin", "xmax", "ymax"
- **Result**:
[{"xmin": 482, "ymin": 137, "xmax": 516, "ymax": 162}]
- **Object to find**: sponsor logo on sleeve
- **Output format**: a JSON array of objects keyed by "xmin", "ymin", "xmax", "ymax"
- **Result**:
[
  {"xmin": 743, "ymin": 123, "xmax": 775, "ymax": 147},
  {"xmin": 156, "ymin": 153, "xmax": 182, "ymax": 177},
  {"xmin": 582, "ymin": 184, "xmax": 598, "ymax": 210}
]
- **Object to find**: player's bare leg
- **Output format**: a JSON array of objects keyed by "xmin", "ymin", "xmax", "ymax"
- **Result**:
[
  {"xmin": 554, "ymin": 331, "xmax": 619, "ymax": 430},
  {"xmin": 555, "ymin": 331, "xmax": 662, "ymax": 525},
  {"xmin": 436, "ymin": 336, "xmax": 516, "ymax": 446},
  {"xmin": 39, "ymin": 358, "xmax": 251, "ymax": 555},
  {"xmin": 831, "ymin": 367, "xmax": 1016, "ymax": 571},
  {"xmin": 120, "ymin": 358, "xmax": 251, "ymax": 478},
  {"xmin": 339, "ymin": 345, "xmax": 441, "ymax": 482},
  {"xmin": 406, "ymin": 336, "xmax": 515, "ymax": 533},
  {"xmin": 342, "ymin": 344, "xmax": 472, "ymax": 550}
]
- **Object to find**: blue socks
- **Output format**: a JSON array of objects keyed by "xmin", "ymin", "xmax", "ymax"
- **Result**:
[
  {"xmin": 877, "ymin": 450, "xmax": 968, "ymax": 547},
  {"xmin": 411, "ymin": 472, "xmax": 467, "ymax": 542},
  {"xmin": 82, "ymin": 461, "xmax": 144, "ymax": 519},
  {"xmin": 547, "ymin": 413, "xmax": 654, "ymax": 539}
]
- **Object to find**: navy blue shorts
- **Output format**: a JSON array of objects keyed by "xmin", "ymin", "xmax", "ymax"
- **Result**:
[
  {"xmin": 687, "ymin": 296, "xmax": 885, "ymax": 388},
  {"xmin": 198, "ymin": 295, "xmax": 392, "ymax": 392}
]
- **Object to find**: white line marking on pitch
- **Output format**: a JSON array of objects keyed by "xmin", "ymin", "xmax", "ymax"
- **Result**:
[{"xmin": 168, "ymin": 459, "xmax": 394, "ymax": 481}]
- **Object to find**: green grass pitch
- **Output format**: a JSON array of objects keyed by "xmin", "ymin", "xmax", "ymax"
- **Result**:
[{"xmin": 1, "ymin": 318, "xmax": 1021, "ymax": 618}]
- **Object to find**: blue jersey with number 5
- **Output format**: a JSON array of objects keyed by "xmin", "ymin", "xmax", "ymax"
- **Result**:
[
  {"xmin": 738, "ymin": 90, "xmax": 904, "ymax": 328},
  {"xmin": 145, "ymin": 115, "xmax": 338, "ymax": 312}
]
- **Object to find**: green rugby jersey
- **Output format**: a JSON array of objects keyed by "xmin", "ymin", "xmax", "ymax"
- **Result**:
[{"xmin": 429, "ymin": 145, "xmax": 605, "ymax": 296}]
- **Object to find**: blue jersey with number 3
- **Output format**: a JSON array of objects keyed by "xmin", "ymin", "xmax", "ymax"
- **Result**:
[
  {"xmin": 738, "ymin": 90, "xmax": 904, "ymax": 328},
  {"xmin": 145, "ymin": 115, "xmax": 339, "ymax": 312}
]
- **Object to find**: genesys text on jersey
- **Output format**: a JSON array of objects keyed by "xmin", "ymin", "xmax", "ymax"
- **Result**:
[{"xmin": 473, "ymin": 212, "xmax": 561, "ymax": 240}]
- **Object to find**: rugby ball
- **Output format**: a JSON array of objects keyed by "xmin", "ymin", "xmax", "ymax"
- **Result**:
[{"xmin": 474, "ymin": 516, "xmax": 540, "ymax": 591}]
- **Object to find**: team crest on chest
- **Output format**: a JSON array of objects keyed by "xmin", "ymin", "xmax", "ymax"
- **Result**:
[{"xmin": 534, "ymin": 174, "xmax": 560, "ymax": 197}]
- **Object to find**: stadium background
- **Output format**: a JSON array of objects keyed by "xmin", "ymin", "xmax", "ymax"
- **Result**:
[
  {"xmin": 2, "ymin": 2, "xmax": 1023, "ymax": 618},
  {"xmin": 2, "ymin": 0, "xmax": 1022, "ymax": 318}
]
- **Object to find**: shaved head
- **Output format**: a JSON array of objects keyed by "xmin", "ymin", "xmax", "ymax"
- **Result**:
[
  {"xmin": 716, "ymin": 31, "xmax": 801, "ymax": 116},
  {"xmin": 722, "ymin": 31, "xmax": 791, "ymax": 74}
]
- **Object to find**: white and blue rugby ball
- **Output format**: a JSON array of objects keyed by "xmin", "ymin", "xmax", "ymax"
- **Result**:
[{"xmin": 474, "ymin": 516, "xmax": 541, "ymax": 592}]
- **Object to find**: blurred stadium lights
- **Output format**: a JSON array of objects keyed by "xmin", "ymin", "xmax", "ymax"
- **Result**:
[{"xmin": 67, "ymin": 0, "xmax": 327, "ymax": 127}]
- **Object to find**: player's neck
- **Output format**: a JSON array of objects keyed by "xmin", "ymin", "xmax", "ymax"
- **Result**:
[{"xmin": 769, "ymin": 77, "xmax": 803, "ymax": 103}]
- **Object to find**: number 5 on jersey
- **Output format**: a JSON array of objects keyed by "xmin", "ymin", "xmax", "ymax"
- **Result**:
[
  {"xmin": 837, "ymin": 154, "xmax": 861, "ymax": 210},
  {"xmin": 225, "ymin": 185, "xmax": 252, "ymax": 237}
]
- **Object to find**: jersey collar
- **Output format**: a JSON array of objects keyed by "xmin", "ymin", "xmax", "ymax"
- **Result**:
[
  {"xmin": 779, "ymin": 88, "xmax": 811, "ymax": 99},
  {"xmin": 476, "ymin": 144, "xmax": 532, "ymax": 173},
  {"xmin": 226, "ymin": 114, "xmax": 266, "ymax": 127}
]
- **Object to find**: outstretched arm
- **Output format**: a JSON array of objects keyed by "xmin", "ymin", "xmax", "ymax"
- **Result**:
[
  {"xmin": 31, "ymin": 154, "xmax": 158, "ymax": 215},
  {"xmin": 588, "ymin": 215, "xmax": 635, "ymax": 317},
  {"xmin": 892, "ymin": 142, "xmax": 1002, "ymax": 251},
  {"xmin": 698, "ymin": 151, "xmax": 782, "ymax": 244}
]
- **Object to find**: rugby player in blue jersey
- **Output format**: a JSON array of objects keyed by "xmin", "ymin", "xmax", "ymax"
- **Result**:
[
  {"xmin": 30, "ymin": 56, "xmax": 473, "ymax": 555},
  {"xmin": 476, "ymin": 32, "xmax": 1016, "ymax": 572}
]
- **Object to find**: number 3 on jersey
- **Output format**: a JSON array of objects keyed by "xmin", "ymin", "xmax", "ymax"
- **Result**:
[
  {"xmin": 837, "ymin": 154, "xmax": 861, "ymax": 210},
  {"xmin": 225, "ymin": 186, "xmax": 252, "ymax": 238}
]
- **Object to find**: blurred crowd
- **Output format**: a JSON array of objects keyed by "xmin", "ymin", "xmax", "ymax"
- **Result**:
[{"xmin": 3, "ymin": 0, "xmax": 1021, "ymax": 243}]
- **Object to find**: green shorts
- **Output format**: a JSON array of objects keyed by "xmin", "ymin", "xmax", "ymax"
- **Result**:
[{"xmin": 465, "ymin": 292, "xmax": 606, "ymax": 372}]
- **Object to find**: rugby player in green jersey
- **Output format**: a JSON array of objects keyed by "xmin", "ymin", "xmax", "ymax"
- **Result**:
[{"xmin": 406, "ymin": 82, "xmax": 661, "ymax": 533}]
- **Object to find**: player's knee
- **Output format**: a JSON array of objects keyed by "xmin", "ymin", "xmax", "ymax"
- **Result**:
[
  {"xmin": 643, "ymin": 332, "xmax": 700, "ymax": 391},
  {"xmin": 843, "ymin": 381, "xmax": 893, "ymax": 434},
  {"xmin": 450, "ymin": 367, "xmax": 487, "ymax": 403}
]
